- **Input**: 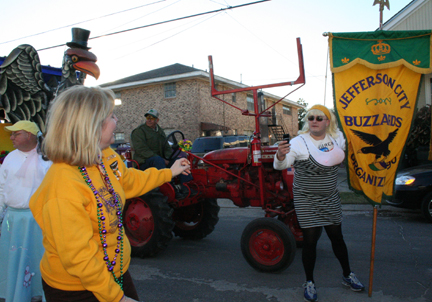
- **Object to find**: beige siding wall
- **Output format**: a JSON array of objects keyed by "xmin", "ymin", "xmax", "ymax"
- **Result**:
[
  {"xmin": 383, "ymin": 0, "xmax": 432, "ymax": 107},
  {"xmin": 388, "ymin": 0, "xmax": 432, "ymax": 30},
  {"xmin": 113, "ymin": 78, "xmax": 299, "ymax": 144}
]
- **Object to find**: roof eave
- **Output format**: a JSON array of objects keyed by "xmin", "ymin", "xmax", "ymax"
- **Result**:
[
  {"xmin": 102, "ymin": 71, "xmax": 210, "ymax": 90},
  {"xmin": 381, "ymin": 0, "xmax": 424, "ymax": 30},
  {"xmin": 103, "ymin": 70, "xmax": 301, "ymax": 108}
]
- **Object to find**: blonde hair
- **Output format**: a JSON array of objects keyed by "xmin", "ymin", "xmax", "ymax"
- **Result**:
[
  {"xmin": 299, "ymin": 107, "xmax": 340, "ymax": 139},
  {"xmin": 43, "ymin": 86, "xmax": 115, "ymax": 166}
]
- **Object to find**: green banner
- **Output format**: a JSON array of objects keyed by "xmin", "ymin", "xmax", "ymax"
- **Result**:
[
  {"xmin": 328, "ymin": 30, "xmax": 431, "ymax": 205},
  {"xmin": 329, "ymin": 30, "xmax": 432, "ymax": 74}
]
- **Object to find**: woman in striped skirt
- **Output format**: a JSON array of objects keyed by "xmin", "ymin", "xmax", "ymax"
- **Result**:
[{"xmin": 273, "ymin": 105, "xmax": 364, "ymax": 302}]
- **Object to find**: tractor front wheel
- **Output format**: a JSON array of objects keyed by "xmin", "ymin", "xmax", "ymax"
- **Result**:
[
  {"xmin": 172, "ymin": 198, "xmax": 220, "ymax": 240},
  {"xmin": 241, "ymin": 218, "xmax": 296, "ymax": 273},
  {"xmin": 123, "ymin": 189, "xmax": 174, "ymax": 257}
]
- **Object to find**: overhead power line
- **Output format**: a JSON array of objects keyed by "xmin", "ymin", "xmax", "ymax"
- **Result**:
[
  {"xmin": 114, "ymin": 11, "xmax": 222, "ymax": 60},
  {"xmin": 99, "ymin": 0, "xmax": 180, "ymax": 36},
  {"xmin": 37, "ymin": 0, "xmax": 270, "ymax": 51},
  {"xmin": 0, "ymin": 0, "xmax": 166, "ymax": 46}
]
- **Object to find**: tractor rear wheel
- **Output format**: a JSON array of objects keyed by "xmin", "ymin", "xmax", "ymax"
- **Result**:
[
  {"xmin": 123, "ymin": 189, "xmax": 174, "ymax": 257},
  {"xmin": 241, "ymin": 218, "xmax": 296, "ymax": 273},
  {"xmin": 172, "ymin": 198, "xmax": 220, "ymax": 240}
]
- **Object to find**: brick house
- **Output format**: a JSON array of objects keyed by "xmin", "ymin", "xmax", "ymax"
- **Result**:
[{"xmin": 101, "ymin": 63, "xmax": 302, "ymax": 145}]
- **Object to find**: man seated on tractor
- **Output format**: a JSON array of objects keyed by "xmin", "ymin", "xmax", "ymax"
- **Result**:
[{"xmin": 131, "ymin": 108, "xmax": 195, "ymax": 199}]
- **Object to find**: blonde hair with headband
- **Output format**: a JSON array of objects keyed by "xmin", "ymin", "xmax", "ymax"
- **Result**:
[
  {"xmin": 299, "ymin": 104, "xmax": 340, "ymax": 139},
  {"xmin": 310, "ymin": 105, "xmax": 331, "ymax": 121}
]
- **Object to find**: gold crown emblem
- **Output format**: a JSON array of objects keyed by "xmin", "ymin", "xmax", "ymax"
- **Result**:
[
  {"xmin": 413, "ymin": 59, "xmax": 421, "ymax": 65},
  {"xmin": 371, "ymin": 40, "xmax": 391, "ymax": 55},
  {"xmin": 378, "ymin": 55, "xmax": 386, "ymax": 61},
  {"xmin": 342, "ymin": 57, "xmax": 350, "ymax": 64}
]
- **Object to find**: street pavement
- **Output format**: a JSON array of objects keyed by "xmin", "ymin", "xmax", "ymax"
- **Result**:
[
  {"xmin": 2, "ymin": 168, "xmax": 426, "ymax": 302},
  {"xmin": 129, "ymin": 201, "xmax": 430, "ymax": 302},
  {"xmin": 210, "ymin": 167, "xmax": 431, "ymax": 302}
]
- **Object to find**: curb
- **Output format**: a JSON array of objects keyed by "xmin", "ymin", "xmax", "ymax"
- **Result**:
[
  {"xmin": 217, "ymin": 199, "xmax": 414, "ymax": 214},
  {"xmin": 217, "ymin": 199, "xmax": 418, "ymax": 215}
]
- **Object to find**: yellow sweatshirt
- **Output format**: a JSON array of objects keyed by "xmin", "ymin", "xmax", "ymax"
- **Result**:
[{"xmin": 30, "ymin": 148, "xmax": 172, "ymax": 302}]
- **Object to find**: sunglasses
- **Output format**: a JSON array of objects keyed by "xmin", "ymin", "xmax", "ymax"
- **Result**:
[
  {"xmin": 146, "ymin": 116, "xmax": 157, "ymax": 120},
  {"xmin": 307, "ymin": 115, "xmax": 326, "ymax": 122}
]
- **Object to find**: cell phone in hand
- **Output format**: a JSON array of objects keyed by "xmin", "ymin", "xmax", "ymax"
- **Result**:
[{"xmin": 283, "ymin": 134, "xmax": 290, "ymax": 144}]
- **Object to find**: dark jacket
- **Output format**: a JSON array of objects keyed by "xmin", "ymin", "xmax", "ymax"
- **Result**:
[{"xmin": 131, "ymin": 124, "xmax": 172, "ymax": 165}]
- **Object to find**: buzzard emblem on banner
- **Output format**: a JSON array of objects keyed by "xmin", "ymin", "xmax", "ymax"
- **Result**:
[{"xmin": 352, "ymin": 128, "xmax": 398, "ymax": 170}]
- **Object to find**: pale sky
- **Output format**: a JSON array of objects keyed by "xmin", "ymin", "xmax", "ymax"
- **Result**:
[{"xmin": 0, "ymin": 0, "xmax": 412, "ymax": 109}]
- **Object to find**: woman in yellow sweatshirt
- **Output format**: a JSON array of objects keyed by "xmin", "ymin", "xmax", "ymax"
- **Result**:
[{"xmin": 30, "ymin": 86, "xmax": 191, "ymax": 302}]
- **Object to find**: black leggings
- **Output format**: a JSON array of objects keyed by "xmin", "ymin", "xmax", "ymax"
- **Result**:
[{"xmin": 302, "ymin": 224, "xmax": 351, "ymax": 282}]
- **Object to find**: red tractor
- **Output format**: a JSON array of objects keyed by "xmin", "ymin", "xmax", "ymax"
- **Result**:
[{"xmin": 123, "ymin": 38, "xmax": 305, "ymax": 273}]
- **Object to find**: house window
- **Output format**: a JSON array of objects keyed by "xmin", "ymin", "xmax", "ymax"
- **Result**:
[
  {"xmin": 114, "ymin": 132, "xmax": 125, "ymax": 142},
  {"xmin": 283, "ymin": 105, "xmax": 291, "ymax": 115},
  {"xmin": 232, "ymin": 93, "xmax": 236, "ymax": 103},
  {"xmin": 115, "ymin": 92, "xmax": 122, "ymax": 106},
  {"xmin": 244, "ymin": 130, "xmax": 253, "ymax": 137},
  {"xmin": 164, "ymin": 82, "xmax": 176, "ymax": 98},
  {"xmin": 247, "ymin": 95, "xmax": 254, "ymax": 112}
]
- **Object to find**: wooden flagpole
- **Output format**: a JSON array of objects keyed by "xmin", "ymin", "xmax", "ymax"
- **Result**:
[
  {"xmin": 368, "ymin": 1, "xmax": 389, "ymax": 296},
  {"xmin": 368, "ymin": 205, "xmax": 379, "ymax": 297}
]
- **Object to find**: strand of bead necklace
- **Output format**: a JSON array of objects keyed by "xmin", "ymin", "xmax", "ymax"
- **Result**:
[{"xmin": 79, "ymin": 161, "xmax": 124, "ymax": 290}]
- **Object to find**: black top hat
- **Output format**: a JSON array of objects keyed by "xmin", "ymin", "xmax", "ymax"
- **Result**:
[{"xmin": 66, "ymin": 28, "xmax": 91, "ymax": 50}]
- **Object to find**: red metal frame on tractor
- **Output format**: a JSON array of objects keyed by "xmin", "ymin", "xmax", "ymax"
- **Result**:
[{"xmin": 206, "ymin": 37, "xmax": 305, "ymax": 208}]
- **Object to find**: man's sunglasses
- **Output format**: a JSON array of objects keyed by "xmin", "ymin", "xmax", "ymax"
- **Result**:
[
  {"xmin": 307, "ymin": 115, "xmax": 326, "ymax": 122},
  {"xmin": 146, "ymin": 116, "xmax": 157, "ymax": 120},
  {"xmin": 9, "ymin": 131, "xmax": 24, "ymax": 138}
]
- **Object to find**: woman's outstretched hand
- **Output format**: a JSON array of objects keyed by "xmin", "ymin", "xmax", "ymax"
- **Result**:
[
  {"xmin": 170, "ymin": 157, "xmax": 191, "ymax": 177},
  {"xmin": 276, "ymin": 140, "xmax": 291, "ymax": 161}
]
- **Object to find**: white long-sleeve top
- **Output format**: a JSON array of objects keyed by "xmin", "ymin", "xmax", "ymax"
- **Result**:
[
  {"xmin": 0, "ymin": 147, "xmax": 52, "ymax": 222},
  {"xmin": 274, "ymin": 131, "xmax": 346, "ymax": 170}
]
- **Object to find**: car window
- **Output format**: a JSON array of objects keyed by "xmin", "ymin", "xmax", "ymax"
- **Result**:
[
  {"xmin": 191, "ymin": 136, "xmax": 249, "ymax": 155},
  {"xmin": 223, "ymin": 136, "xmax": 249, "ymax": 148},
  {"xmin": 191, "ymin": 138, "xmax": 223, "ymax": 153},
  {"xmin": 223, "ymin": 136, "xmax": 240, "ymax": 148},
  {"xmin": 237, "ymin": 136, "xmax": 249, "ymax": 147}
]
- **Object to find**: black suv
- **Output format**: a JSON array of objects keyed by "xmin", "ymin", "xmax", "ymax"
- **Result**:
[{"xmin": 191, "ymin": 135, "xmax": 250, "ymax": 158}]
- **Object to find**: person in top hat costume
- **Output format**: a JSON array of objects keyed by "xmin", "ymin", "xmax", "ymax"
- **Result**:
[
  {"xmin": 56, "ymin": 27, "xmax": 100, "ymax": 95},
  {"xmin": 0, "ymin": 28, "xmax": 100, "ymax": 134},
  {"xmin": 0, "ymin": 121, "xmax": 52, "ymax": 302}
]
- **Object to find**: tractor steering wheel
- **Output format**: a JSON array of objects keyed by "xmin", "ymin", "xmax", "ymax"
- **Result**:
[{"xmin": 162, "ymin": 130, "xmax": 185, "ymax": 162}]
